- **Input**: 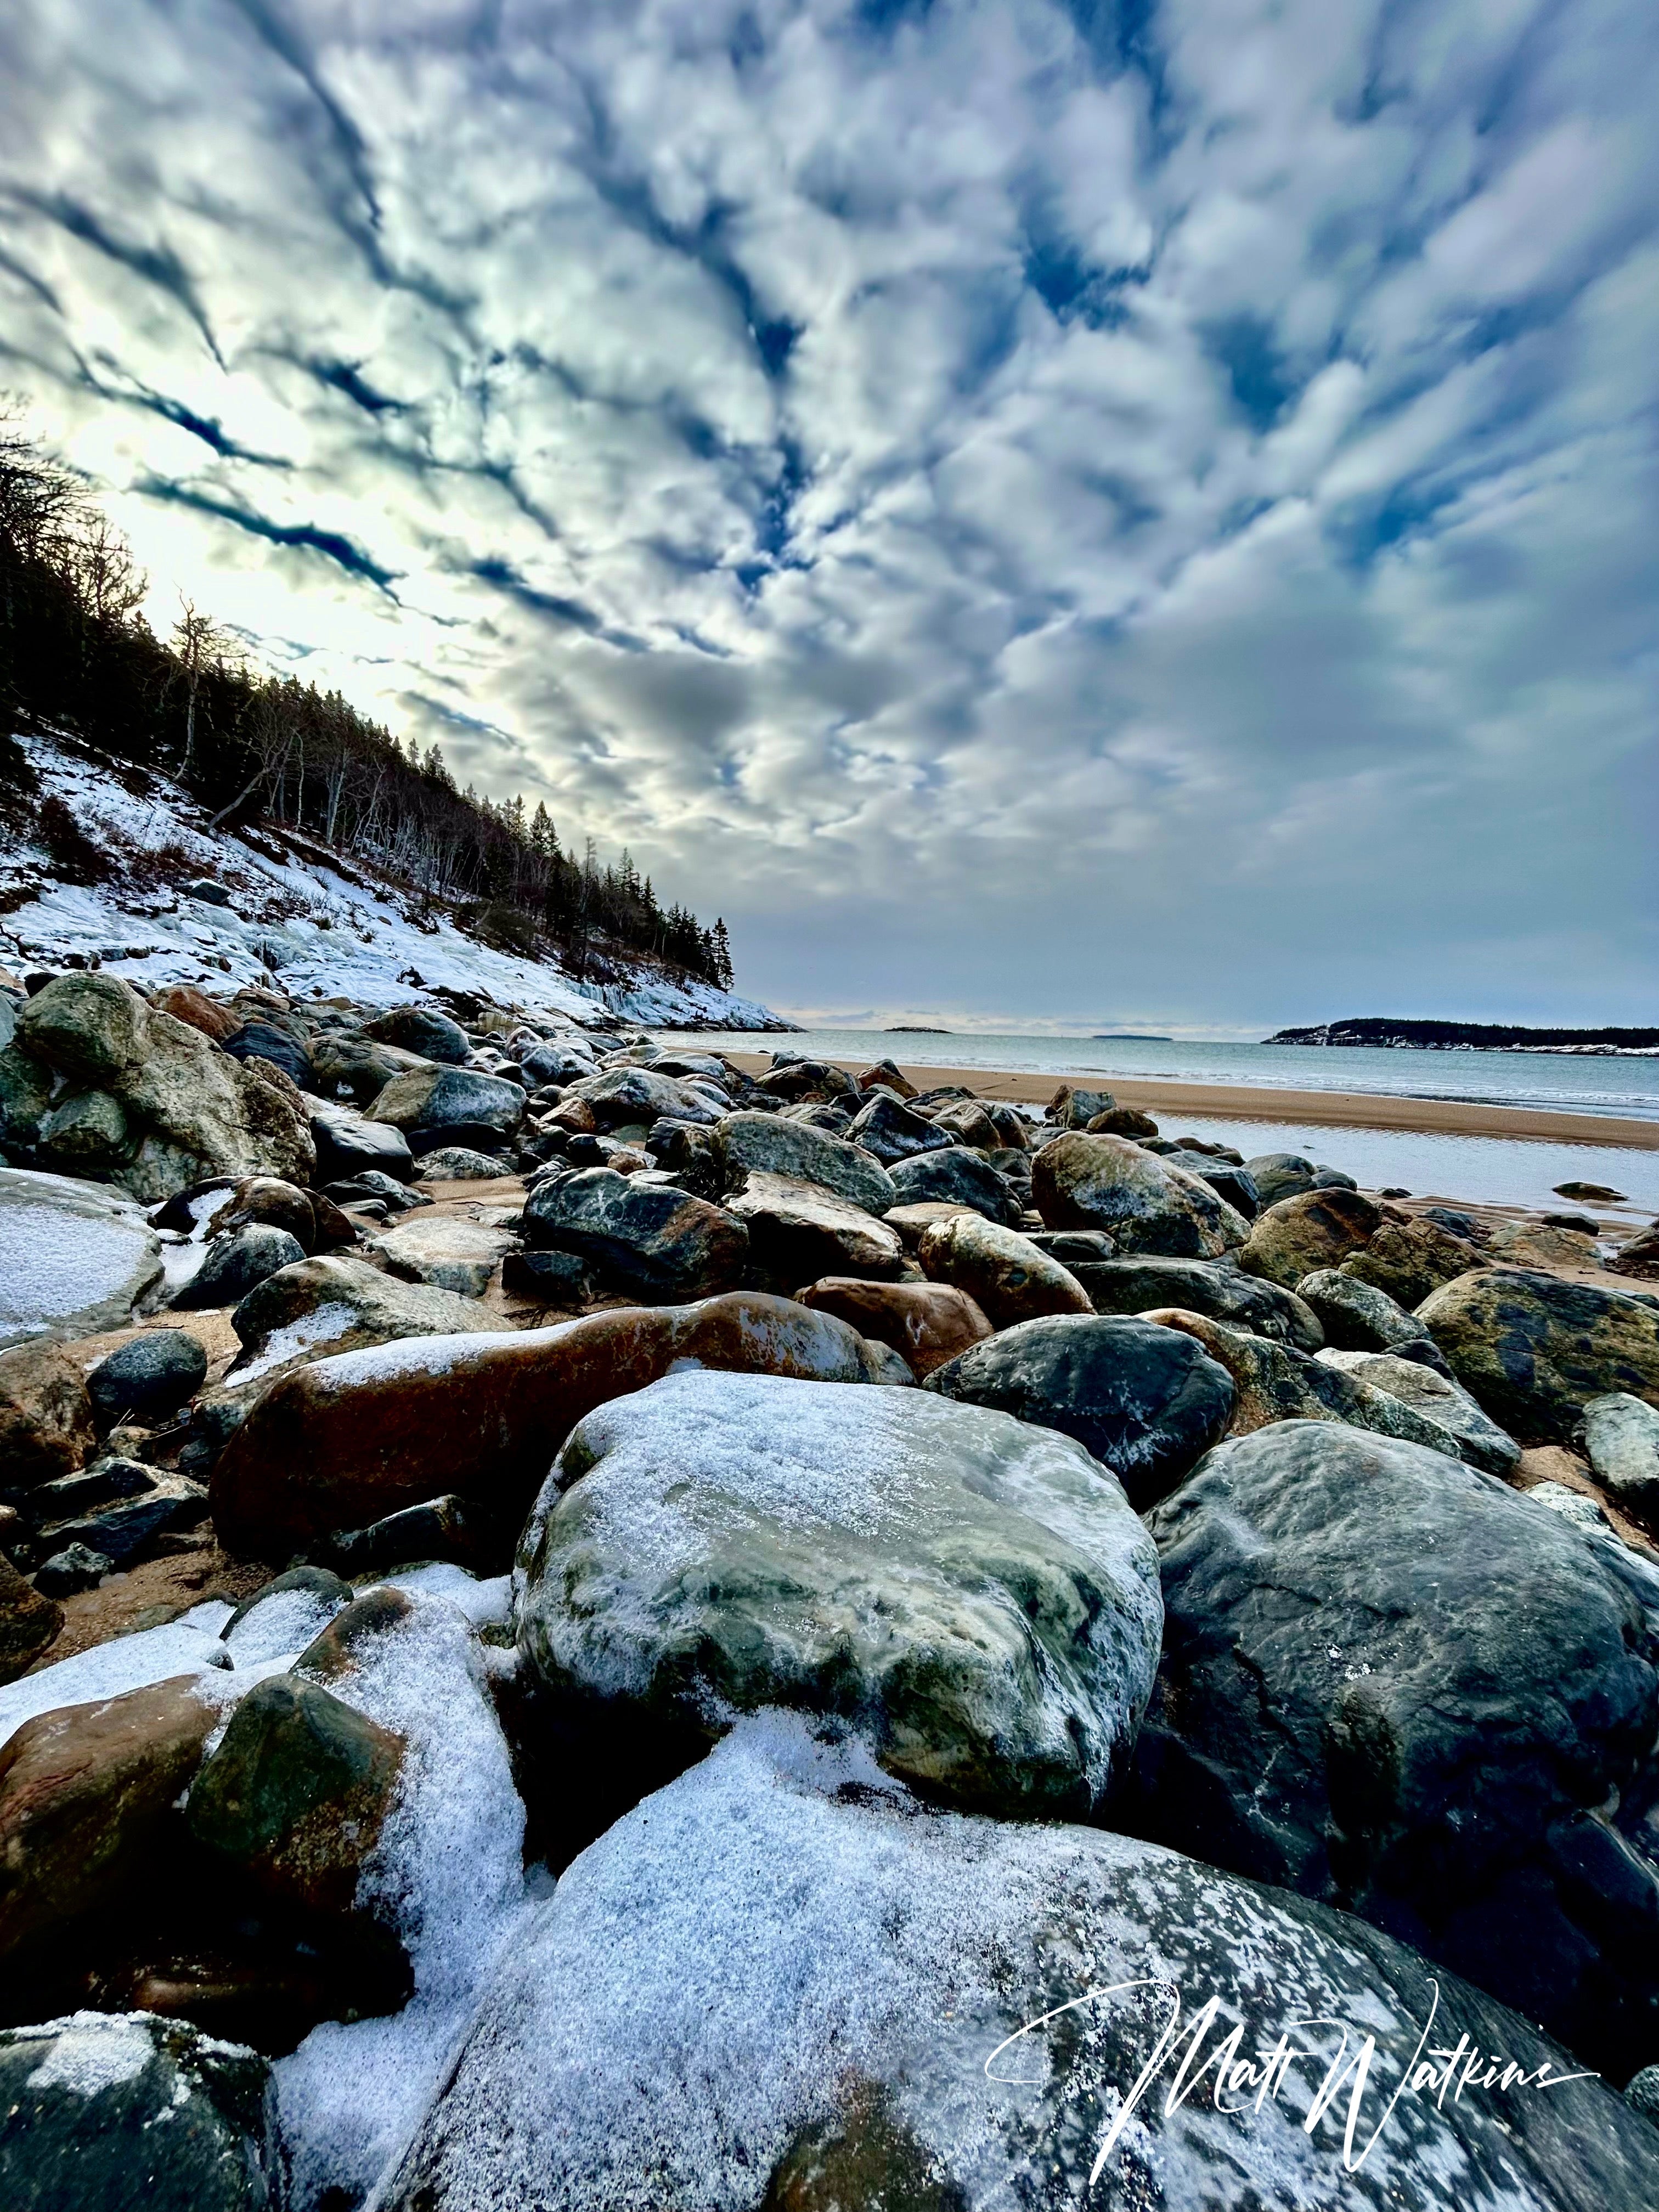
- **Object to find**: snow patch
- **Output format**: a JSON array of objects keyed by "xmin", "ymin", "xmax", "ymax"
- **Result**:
[
  {"xmin": 0, "ymin": 1603, "xmax": 234, "ymax": 1749},
  {"xmin": 24, "ymin": 2011, "xmax": 159, "ymax": 2097}
]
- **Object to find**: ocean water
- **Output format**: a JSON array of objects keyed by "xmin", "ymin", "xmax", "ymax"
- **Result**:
[{"xmin": 662, "ymin": 1028, "xmax": 1659, "ymax": 1218}]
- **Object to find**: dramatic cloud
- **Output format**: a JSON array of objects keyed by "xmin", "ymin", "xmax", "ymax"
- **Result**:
[{"xmin": 2, "ymin": 0, "xmax": 1654, "ymax": 1028}]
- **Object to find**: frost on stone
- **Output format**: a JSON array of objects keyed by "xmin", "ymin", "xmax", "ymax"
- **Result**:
[
  {"xmin": 24, "ymin": 2010, "xmax": 158, "ymax": 2097},
  {"xmin": 273, "ymin": 1589, "xmax": 532, "ymax": 2210},
  {"xmin": 0, "ymin": 1171, "xmax": 163, "ymax": 1347},
  {"xmin": 0, "ymin": 1602, "xmax": 234, "ymax": 1750}
]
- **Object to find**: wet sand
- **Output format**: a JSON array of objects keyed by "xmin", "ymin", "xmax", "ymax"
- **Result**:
[{"xmin": 720, "ymin": 1053, "xmax": 1659, "ymax": 1150}]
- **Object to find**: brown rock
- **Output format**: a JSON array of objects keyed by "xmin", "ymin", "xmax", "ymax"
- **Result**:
[
  {"xmin": 1085, "ymin": 1107, "xmax": 1160, "ymax": 1139},
  {"xmin": 1342, "ymin": 1216, "xmax": 1487, "ymax": 1309},
  {"xmin": 916, "ymin": 1213, "xmax": 1093, "ymax": 1328},
  {"xmin": 855, "ymin": 1059, "xmax": 918, "ymax": 1100},
  {"xmin": 0, "ymin": 1341, "xmax": 96, "ymax": 1486},
  {"xmin": 929, "ymin": 1100, "xmax": 1001, "ymax": 1150},
  {"xmin": 0, "ymin": 1673, "xmax": 219, "ymax": 1965},
  {"xmin": 546, "ymin": 1097, "xmax": 599, "ymax": 1135},
  {"xmin": 212, "ymin": 1176, "xmax": 318, "ymax": 1251},
  {"xmin": 794, "ymin": 1278, "xmax": 994, "ymax": 1378},
  {"xmin": 1238, "ymin": 1188, "xmax": 1383, "ymax": 1290},
  {"xmin": 294, "ymin": 1588, "xmax": 418, "ymax": 1682},
  {"xmin": 211, "ymin": 1290, "xmax": 899, "ymax": 1556},
  {"xmin": 151, "ymin": 985, "xmax": 240, "ymax": 1043},
  {"xmin": 0, "ymin": 1554, "xmax": 61, "ymax": 1682}
]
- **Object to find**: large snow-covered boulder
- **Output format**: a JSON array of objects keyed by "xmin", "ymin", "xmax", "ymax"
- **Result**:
[
  {"xmin": 515, "ymin": 1370, "xmax": 1163, "ymax": 1817},
  {"xmin": 380, "ymin": 1714, "xmax": 1659, "ymax": 2212},
  {"xmin": 0, "ymin": 1168, "xmax": 164, "ymax": 1348}
]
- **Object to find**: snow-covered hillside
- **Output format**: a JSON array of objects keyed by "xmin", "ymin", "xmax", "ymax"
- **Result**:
[{"xmin": 0, "ymin": 735, "xmax": 789, "ymax": 1030}]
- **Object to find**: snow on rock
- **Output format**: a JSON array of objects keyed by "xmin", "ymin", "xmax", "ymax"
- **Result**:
[
  {"xmin": 1, "ymin": 736, "xmax": 786, "ymax": 1031},
  {"xmin": 0, "ymin": 1601, "xmax": 235, "ymax": 1749},
  {"xmin": 377, "ymin": 1711, "xmax": 1659, "ymax": 2212},
  {"xmin": 0, "ymin": 1167, "xmax": 166, "ymax": 1349},
  {"xmin": 275, "ymin": 1588, "xmax": 533, "ymax": 2210}
]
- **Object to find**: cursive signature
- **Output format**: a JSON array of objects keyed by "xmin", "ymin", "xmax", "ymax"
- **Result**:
[{"xmin": 983, "ymin": 1977, "xmax": 1596, "ymax": 2182}]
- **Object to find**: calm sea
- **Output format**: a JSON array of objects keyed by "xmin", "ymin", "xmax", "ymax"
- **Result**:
[{"xmin": 661, "ymin": 1029, "xmax": 1659, "ymax": 1218}]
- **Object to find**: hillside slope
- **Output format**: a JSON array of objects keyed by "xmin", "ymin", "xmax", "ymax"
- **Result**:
[{"xmin": 0, "ymin": 734, "xmax": 789, "ymax": 1030}]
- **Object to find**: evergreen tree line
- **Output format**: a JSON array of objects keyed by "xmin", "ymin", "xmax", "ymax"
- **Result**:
[{"xmin": 0, "ymin": 408, "xmax": 735, "ymax": 991}]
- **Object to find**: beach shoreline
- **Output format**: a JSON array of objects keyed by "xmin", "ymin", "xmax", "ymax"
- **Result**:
[{"xmin": 716, "ymin": 1052, "xmax": 1659, "ymax": 1152}]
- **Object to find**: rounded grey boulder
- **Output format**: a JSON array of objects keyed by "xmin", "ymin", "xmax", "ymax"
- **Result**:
[
  {"xmin": 885, "ymin": 1143, "xmax": 1025, "ymax": 1225},
  {"xmin": 924, "ymin": 1313, "xmax": 1235, "ymax": 1509},
  {"xmin": 1130, "ymin": 1419, "xmax": 1659, "ymax": 2074},
  {"xmin": 516, "ymin": 1369, "xmax": 1162, "ymax": 1819},
  {"xmin": 173, "ymin": 1224, "xmax": 306, "ymax": 1309},
  {"xmin": 86, "ymin": 1329, "xmax": 207, "ymax": 1427}
]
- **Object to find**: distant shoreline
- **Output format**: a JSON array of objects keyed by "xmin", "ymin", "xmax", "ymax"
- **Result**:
[{"xmin": 716, "ymin": 1051, "xmax": 1659, "ymax": 1151}]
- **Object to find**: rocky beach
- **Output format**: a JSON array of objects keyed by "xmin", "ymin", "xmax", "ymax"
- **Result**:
[{"xmin": 3, "ymin": 952, "xmax": 1659, "ymax": 2207}]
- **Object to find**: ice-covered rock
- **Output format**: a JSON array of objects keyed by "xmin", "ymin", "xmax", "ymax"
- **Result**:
[
  {"xmin": 0, "ymin": 1168, "xmax": 164, "ymax": 1349},
  {"xmin": 380, "ymin": 1713, "xmax": 1659, "ymax": 2212},
  {"xmin": 515, "ymin": 1370, "xmax": 1161, "ymax": 1818}
]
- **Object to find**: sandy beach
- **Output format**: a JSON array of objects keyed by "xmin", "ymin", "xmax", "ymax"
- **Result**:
[{"xmin": 720, "ymin": 1052, "xmax": 1659, "ymax": 1151}]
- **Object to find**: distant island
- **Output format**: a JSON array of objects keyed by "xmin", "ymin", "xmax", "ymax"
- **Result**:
[
  {"xmin": 884, "ymin": 1025, "xmax": 954, "ymax": 1034},
  {"xmin": 1268, "ymin": 1017, "xmax": 1659, "ymax": 1056},
  {"xmin": 1093, "ymin": 1032, "xmax": 1172, "ymax": 1042}
]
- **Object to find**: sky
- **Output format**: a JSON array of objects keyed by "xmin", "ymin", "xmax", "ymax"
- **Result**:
[{"xmin": 1, "ymin": 0, "xmax": 1655, "ymax": 1036}]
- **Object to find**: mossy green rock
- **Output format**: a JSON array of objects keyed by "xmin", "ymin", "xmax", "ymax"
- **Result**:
[
  {"xmin": 188, "ymin": 1673, "xmax": 404, "ymax": 1917},
  {"xmin": 1418, "ymin": 1267, "xmax": 1659, "ymax": 1442}
]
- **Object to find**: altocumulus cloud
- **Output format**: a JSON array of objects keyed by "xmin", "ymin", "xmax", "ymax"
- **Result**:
[{"xmin": 0, "ymin": 0, "xmax": 1654, "ymax": 1028}]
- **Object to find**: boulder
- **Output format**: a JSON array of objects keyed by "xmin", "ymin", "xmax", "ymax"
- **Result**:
[
  {"xmin": 0, "ymin": 1341, "xmax": 96, "ymax": 1485},
  {"xmin": 0, "ymin": 1555, "xmax": 61, "ymax": 1683},
  {"xmin": 13, "ymin": 974, "xmax": 313, "ymax": 1202},
  {"xmin": 366, "ymin": 1215, "xmax": 515, "ymax": 1299},
  {"xmin": 1070, "ymin": 1255, "xmax": 1323, "ymax": 1350},
  {"xmin": 37, "ymin": 1088, "xmax": 129, "ymax": 1175},
  {"xmin": 0, "ymin": 2012, "xmax": 284, "ymax": 2211},
  {"xmin": 915, "ymin": 1212, "xmax": 1091, "ymax": 1326},
  {"xmin": 855, "ymin": 1056, "xmax": 916, "ymax": 1098},
  {"xmin": 1418, "ymin": 1268, "xmax": 1659, "ymax": 1443},
  {"xmin": 211, "ymin": 1291, "xmax": 902, "ymax": 1556},
  {"xmin": 1238, "ymin": 1187, "xmax": 1383, "ymax": 1289},
  {"xmin": 172, "ymin": 1225, "xmax": 307, "ymax": 1310},
  {"xmin": 516, "ymin": 1372, "xmax": 1161, "ymax": 1818},
  {"xmin": 1296, "ymin": 1266, "xmax": 1435, "ymax": 1355},
  {"xmin": 522, "ymin": 1168, "xmax": 747, "ymax": 1301},
  {"xmin": 151, "ymin": 984, "xmax": 240, "ymax": 1042},
  {"xmin": 363, "ymin": 1005, "xmax": 471, "ymax": 1064},
  {"xmin": 1047, "ymin": 1082, "xmax": 1114, "ymax": 1127},
  {"xmin": 844, "ymin": 1093, "xmax": 952, "ymax": 1165},
  {"xmin": 929, "ymin": 1098, "xmax": 1001, "ymax": 1149},
  {"xmin": 565, "ymin": 1065, "xmax": 718, "ymax": 1129},
  {"xmin": 412, "ymin": 1146, "xmax": 513, "ymax": 1181},
  {"xmin": 327, "ymin": 1494, "xmax": 503, "ymax": 1578},
  {"xmin": 1612, "ymin": 1223, "xmax": 1659, "ymax": 1282},
  {"xmin": 367, "ymin": 1065, "xmax": 525, "ymax": 1149},
  {"xmin": 1131, "ymin": 1420, "xmax": 1659, "ymax": 2072},
  {"xmin": 308, "ymin": 1099, "xmax": 414, "ymax": 1185},
  {"xmin": 641, "ymin": 1118, "xmax": 721, "ymax": 1198},
  {"xmin": 221, "ymin": 1020, "xmax": 314, "ymax": 1093},
  {"xmin": 0, "ymin": 1170, "xmax": 163, "ymax": 1350},
  {"xmin": 520, "ymin": 1039, "xmax": 597, "ymax": 1086},
  {"xmin": 1487, "ymin": 1220, "xmax": 1601, "ymax": 1269},
  {"xmin": 1085, "ymin": 1104, "xmax": 1159, "ymax": 1140},
  {"xmin": 885, "ymin": 1145, "xmax": 1024, "ymax": 1226},
  {"xmin": 713, "ymin": 1111, "xmax": 895, "ymax": 1215},
  {"xmin": 1316, "ymin": 1350, "xmax": 1521, "ymax": 1475},
  {"xmin": 726, "ymin": 1172, "xmax": 905, "ymax": 1284},
  {"xmin": 228, "ymin": 1252, "xmax": 500, "ymax": 1369},
  {"xmin": 923, "ymin": 1314, "xmax": 1235, "ymax": 1509},
  {"xmin": 1582, "ymin": 1393, "xmax": 1659, "ymax": 1521},
  {"xmin": 1032, "ymin": 1132, "xmax": 1249, "ymax": 1257},
  {"xmin": 1342, "ymin": 1216, "xmax": 1487, "ymax": 1309},
  {"xmin": 1145, "ymin": 1310, "xmax": 1466, "ymax": 1457},
  {"xmin": 793, "ymin": 1278, "xmax": 992, "ymax": 1379},
  {"xmin": 383, "ymin": 1714, "xmax": 1659, "ymax": 2212},
  {"xmin": 221, "ymin": 1565, "xmax": 352, "ymax": 1649},
  {"xmin": 29, "ymin": 1468, "xmax": 207, "ymax": 1568},
  {"xmin": 0, "ymin": 1042, "xmax": 53, "ymax": 1155},
  {"xmin": 1162, "ymin": 1150, "xmax": 1259, "ymax": 1218},
  {"xmin": 1246, "ymin": 1150, "xmax": 1318, "ymax": 1205},
  {"xmin": 32, "ymin": 1545, "xmax": 110, "ymax": 1596},
  {"xmin": 188, "ymin": 1675, "xmax": 404, "ymax": 1921},
  {"xmin": 0, "ymin": 1675, "xmax": 219, "ymax": 1965},
  {"xmin": 311, "ymin": 1035, "xmax": 433, "ymax": 1105}
]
